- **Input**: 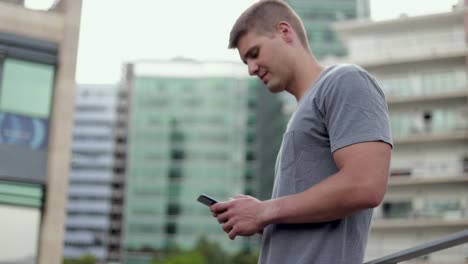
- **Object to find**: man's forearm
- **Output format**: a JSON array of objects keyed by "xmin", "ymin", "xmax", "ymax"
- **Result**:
[{"xmin": 262, "ymin": 170, "xmax": 382, "ymax": 225}]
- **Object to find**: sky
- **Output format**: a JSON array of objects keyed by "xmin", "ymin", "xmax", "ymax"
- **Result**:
[{"xmin": 26, "ymin": 0, "xmax": 461, "ymax": 84}]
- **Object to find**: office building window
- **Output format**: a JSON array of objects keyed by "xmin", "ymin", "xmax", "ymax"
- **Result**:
[
  {"xmin": 0, "ymin": 58, "xmax": 55, "ymax": 118},
  {"xmin": 0, "ymin": 204, "xmax": 40, "ymax": 264},
  {"xmin": 382, "ymin": 201, "xmax": 412, "ymax": 219}
]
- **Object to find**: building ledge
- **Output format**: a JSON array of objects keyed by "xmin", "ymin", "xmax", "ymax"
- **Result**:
[
  {"xmin": 372, "ymin": 219, "xmax": 468, "ymax": 229},
  {"xmin": 353, "ymin": 46, "xmax": 468, "ymax": 68},
  {"xmin": 387, "ymin": 89, "xmax": 468, "ymax": 106},
  {"xmin": 394, "ymin": 130, "xmax": 468, "ymax": 144},
  {"xmin": 388, "ymin": 175, "xmax": 468, "ymax": 186}
]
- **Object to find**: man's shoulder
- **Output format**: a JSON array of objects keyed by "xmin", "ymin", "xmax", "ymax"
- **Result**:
[
  {"xmin": 314, "ymin": 64, "xmax": 364, "ymax": 94},
  {"xmin": 325, "ymin": 63, "xmax": 366, "ymax": 79}
]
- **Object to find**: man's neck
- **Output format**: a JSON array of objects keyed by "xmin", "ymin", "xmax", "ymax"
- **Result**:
[{"xmin": 287, "ymin": 53, "xmax": 324, "ymax": 102}]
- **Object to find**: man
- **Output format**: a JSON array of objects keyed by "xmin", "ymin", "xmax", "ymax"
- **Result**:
[{"xmin": 210, "ymin": 1, "xmax": 393, "ymax": 263}]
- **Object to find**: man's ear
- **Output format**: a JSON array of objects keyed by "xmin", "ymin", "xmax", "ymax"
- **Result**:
[{"xmin": 276, "ymin": 21, "xmax": 294, "ymax": 43}]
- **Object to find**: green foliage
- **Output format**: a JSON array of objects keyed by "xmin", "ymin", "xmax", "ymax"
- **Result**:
[
  {"xmin": 229, "ymin": 249, "xmax": 259, "ymax": 264},
  {"xmin": 63, "ymin": 254, "xmax": 96, "ymax": 264},
  {"xmin": 151, "ymin": 237, "xmax": 258, "ymax": 264},
  {"xmin": 152, "ymin": 250, "xmax": 206, "ymax": 264}
]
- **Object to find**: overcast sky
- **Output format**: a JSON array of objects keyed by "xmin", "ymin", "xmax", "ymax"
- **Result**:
[{"xmin": 25, "ymin": 0, "xmax": 460, "ymax": 84}]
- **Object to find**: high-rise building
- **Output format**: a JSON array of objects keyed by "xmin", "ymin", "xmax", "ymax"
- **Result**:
[
  {"xmin": 334, "ymin": 3, "xmax": 468, "ymax": 263},
  {"xmin": 0, "ymin": 1, "xmax": 81, "ymax": 264},
  {"xmin": 64, "ymin": 84, "xmax": 121, "ymax": 263},
  {"xmin": 120, "ymin": 59, "xmax": 258, "ymax": 264},
  {"xmin": 286, "ymin": 0, "xmax": 370, "ymax": 60}
]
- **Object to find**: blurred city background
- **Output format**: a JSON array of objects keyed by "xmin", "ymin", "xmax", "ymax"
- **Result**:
[{"xmin": 0, "ymin": 0, "xmax": 467, "ymax": 264}]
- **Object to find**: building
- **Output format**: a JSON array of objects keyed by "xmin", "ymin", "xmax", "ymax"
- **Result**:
[
  {"xmin": 64, "ymin": 84, "xmax": 122, "ymax": 263},
  {"xmin": 334, "ymin": 3, "xmax": 468, "ymax": 263},
  {"xmin": 120, "ymin": 59, "xmax": 258, "ymax": 264},
  {"xmin": 286, "ymin": 0, "xmax": 370, "ymax": 60},
  {"xmin": 0, "ymin": 1, "xmax": 81, "ymax": 264}
]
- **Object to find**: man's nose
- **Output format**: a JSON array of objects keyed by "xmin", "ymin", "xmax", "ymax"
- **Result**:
[{"xmin": 248, "ymin": 62, "xmax": 258, "ymax": 76}]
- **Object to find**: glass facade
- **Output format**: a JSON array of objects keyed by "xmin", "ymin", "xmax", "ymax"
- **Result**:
[
  {"xmin": 123, "ymin": 69, "xmax": 256, "ymax": 263},
  {"xmin": 0, "ymin": 58, "xmax": 55, "ymax": 118},
  {"xmin": 0, "ymin": 32, "xmax": 57, "ymax": 184},
  {"xmin": 286, "ymin": 0, "xmax": 369, "ymax": 59}
]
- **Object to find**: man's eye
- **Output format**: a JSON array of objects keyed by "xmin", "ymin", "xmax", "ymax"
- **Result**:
[{"xmin": 252, "ymin": 50, "xmax": 259, "ymax": 58}]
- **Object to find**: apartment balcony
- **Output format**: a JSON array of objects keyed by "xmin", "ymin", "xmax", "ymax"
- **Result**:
[
  {"xmin": 388, "ymin": 175, "xmax": 468, "ymax": 187},
  {"xmin": 111, "ymin": 189, "xmax": 124, "ymax": 199},
  {"xmin": 72, "ymin": 141, "xmax": 114, "ymax": 152},
  {"xmin": 73, "ymin": 126, "xmax": 114, "ymax": 136},
  {"xmin": 117, "ymin": 97, "xmax": 129, "ymax": 109},
  {"xmin": 114, "ymin": 144, "xmax": 128, "ymax": 153},
  {"xmin": 112, "ymin": 173, "xmax": 125, "ymax": 184},
  {"xmin": 110, "ymin": 204, "xmax": 123, "ymax": 214},
  {"xmin": 384, "ymin": 175, "xmax": 468, "ymax": 201},
  {"xmin": 63, "ymin": 246, "xmax": 107, "ymax": 260},
  {"xmin": 71, "ymin": 156, "xmax": 114, "ymax": 167},
  {"xmin": 68, "ymin": 185, "xmax": 112, "ymax": 198},
  {"xmin": 108, "ymin": 234, "xmax": 122, "ymax": 245},
  {"xmin": 69, "ymin": 171, "xmax": 113, "ymax": 183},
  {"xmin": 353, "ymin": 45, "xmax": 468, "ymax": 68},
  {"xmin": 387, "ymin": 89, "xmax": 468, "ymax": 107},
  {"xmin": 393, "ymin": 130, "xmax": 468, "ymax": 144},
  {"xmin": 110, "ymin": 219, "xmax": 122, "ymax": 229},
  {"xmin": 64, "ymin": 231, "xmax": 109, "ymax": 246},
  {"xmin": 107, "ymin": 250, "xmax": 121, "ymax": 262},
  {"xmin": 67, "ymin": 200, "xmax": 111, "ymax": 213},
  {"xmin": 117, "ymin": 112, "xmax": 129, "ymax": 122},
  {"xmin": 113, "ymin": 158, "xmax": 126, "ymax": 169},
  {"xmin": 75, "ymin": 97, "xmax": 115, "ymax": 107},
  {"xmin": 372, "ymin": 219, "xmax": 468, "ymax": 230},
  {"xmin": 114, "ymin": 127, "xmax": 128, "ymax": 137},
  {"xmin": 66, "ymin": 217, "xmax": 110, "ymax": 229},
  {"xmin": 74, "ymin": 111, "xmax": 116, "ymax": 121}
]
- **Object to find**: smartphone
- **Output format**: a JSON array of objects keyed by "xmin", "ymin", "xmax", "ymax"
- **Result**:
[{"xmin": 197, "ymin": 193, "xmax": 218, "ymax": 206}]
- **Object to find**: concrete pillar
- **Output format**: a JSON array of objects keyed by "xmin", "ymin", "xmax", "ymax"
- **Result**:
[{"xmin": 36, "ymin": 1, "xmax": 82, "ymax": 264}]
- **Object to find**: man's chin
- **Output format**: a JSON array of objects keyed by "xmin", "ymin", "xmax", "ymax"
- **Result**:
[{"xmin": 266, "ymin": 84, "xmax": 283, "ymax": 93}]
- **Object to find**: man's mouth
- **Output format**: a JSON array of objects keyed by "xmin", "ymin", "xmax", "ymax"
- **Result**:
[{"xmin": 260, "ymin": 72, "xmax": 268, "ymax": 83}]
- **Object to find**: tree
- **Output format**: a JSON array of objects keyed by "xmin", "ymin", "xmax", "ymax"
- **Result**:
[
  {"xmin": 229, "ymin": 249, "xmax": 259, "ymax": 264},
  {"xmin": 152, "ymin": 250, "xmax": 206, "ymax": 264},
  {"xmin": 193, "ymin": 236, "xmax": 229, "ymax": 264},
  {"xmin": 150, "ymin": 236, "xmax": 259, "ymax": 264}
]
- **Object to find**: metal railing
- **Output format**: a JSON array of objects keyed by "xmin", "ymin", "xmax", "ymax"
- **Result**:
[{"xmin": 364, "ymin": 229, "xmax": 468, "ymax": 264}]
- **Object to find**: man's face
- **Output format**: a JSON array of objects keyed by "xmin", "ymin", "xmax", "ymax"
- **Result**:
[{"xmin": 237, "ymin": 30, "xmax": 289, "ymax": 93}]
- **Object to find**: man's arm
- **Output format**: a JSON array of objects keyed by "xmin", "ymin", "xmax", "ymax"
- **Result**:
[{"xmin": 211, "ymin": 141, "xmax": 391, "ymax": 239}]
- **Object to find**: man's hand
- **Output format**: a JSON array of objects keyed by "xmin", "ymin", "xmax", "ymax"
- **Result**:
[{"xmin": 210, "ymin": 194, "xmax": 270, "ymax": 240}]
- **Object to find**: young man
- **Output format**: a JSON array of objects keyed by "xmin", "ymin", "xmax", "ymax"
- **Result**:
[{"xmin": 210, "ymin": 1, "xmax": 393, "ymax": 263}]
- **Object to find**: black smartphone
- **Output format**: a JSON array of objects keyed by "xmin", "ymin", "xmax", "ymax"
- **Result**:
[{"xmin": 197, "ymin": 193, "xmax": 218, "ymax": 206}]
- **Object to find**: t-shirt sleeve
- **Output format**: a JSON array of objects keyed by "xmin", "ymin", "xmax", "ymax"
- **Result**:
[{"xmin": 322, "ymin": 69, "xmax": 393, "ymax": 153}]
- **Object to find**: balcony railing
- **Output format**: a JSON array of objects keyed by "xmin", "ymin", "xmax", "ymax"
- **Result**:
[{"xmin": 364, "ymin": 229, "xmax": 468, "ymax": 264}]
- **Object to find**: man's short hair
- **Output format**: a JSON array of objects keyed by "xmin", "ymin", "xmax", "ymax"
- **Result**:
[{"xmin": 228, "ymin": 0, "xmax": 309, "ymax": 49}]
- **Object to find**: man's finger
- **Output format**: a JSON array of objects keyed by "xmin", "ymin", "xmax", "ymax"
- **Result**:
[
  {"xmin": 222, "ymin": 222, "xmax": 232, "ymax": 233},
  {"xmin": 216, "ymin": 210, "xmax": 231, "ymax": 224},
  {"xmin": 228, "ymin": 226, "xmax": 238, "ymax": 240},
  {"xmin": 211, "ymin": 200, "xmax": 231, "ymax": 213}
]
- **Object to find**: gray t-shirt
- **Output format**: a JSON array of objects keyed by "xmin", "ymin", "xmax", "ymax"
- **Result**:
[{"xmin": 259, "ymin": 64, "xmax": 393, "ymax": 264}]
